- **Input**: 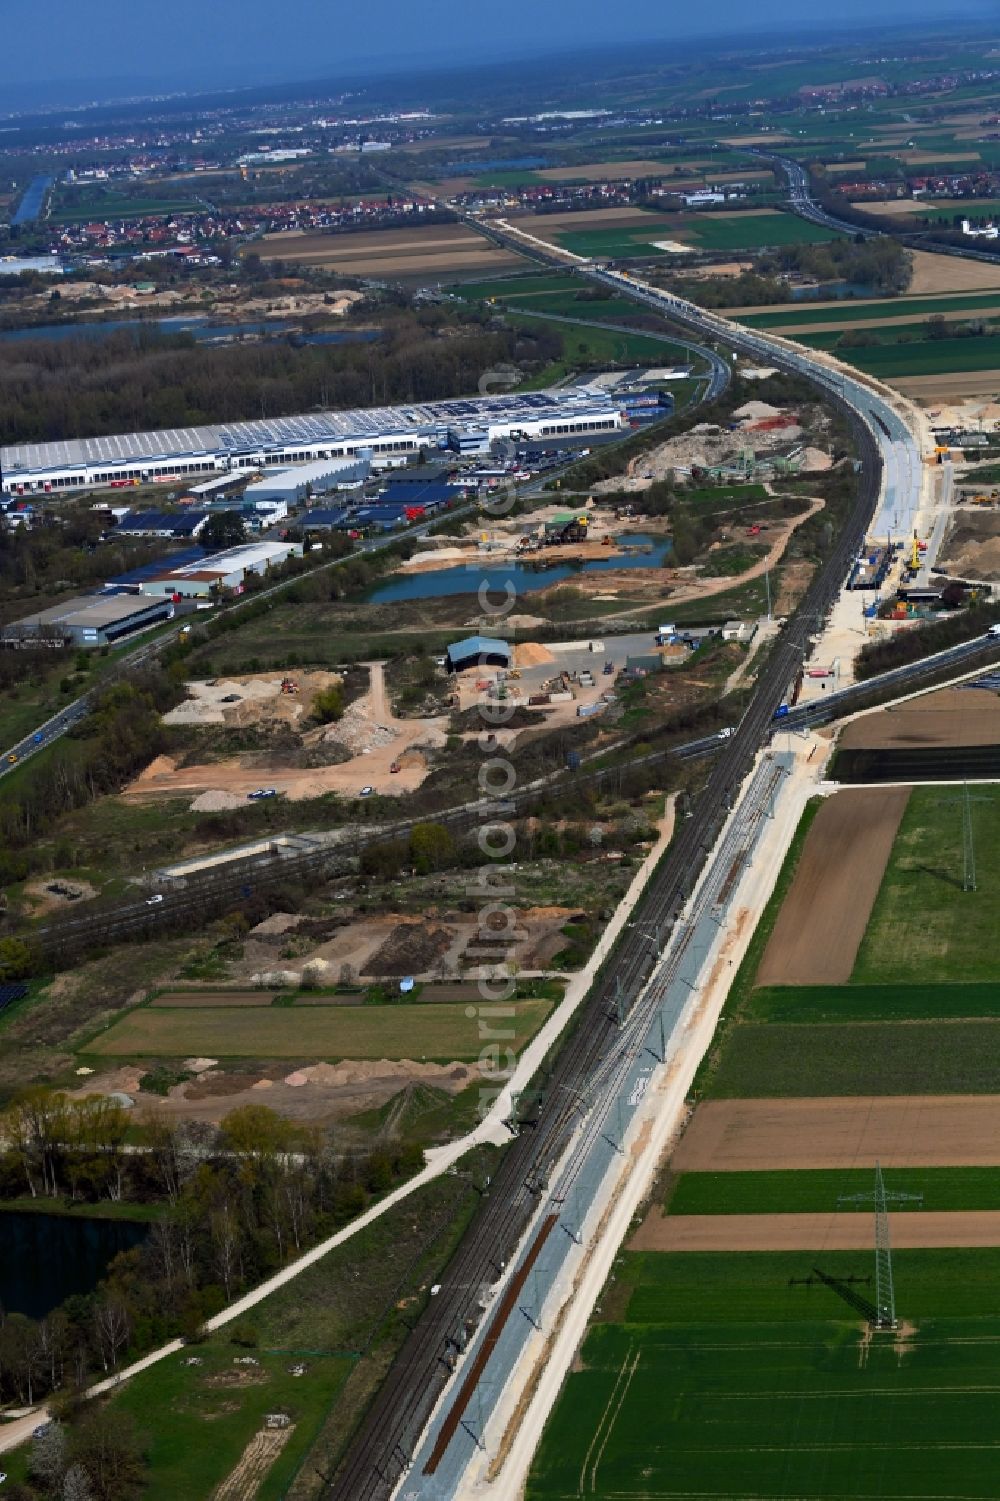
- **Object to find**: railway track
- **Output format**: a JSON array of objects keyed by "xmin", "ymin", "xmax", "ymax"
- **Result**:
[{"xmin": 321, "ymin": 376, "xmax": 885, "ymax": 1498}]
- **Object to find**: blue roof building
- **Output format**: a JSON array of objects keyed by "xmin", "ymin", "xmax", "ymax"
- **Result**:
[{"xmin": 445, "ymin": 636, "xmax": 512, "ymax": 672}]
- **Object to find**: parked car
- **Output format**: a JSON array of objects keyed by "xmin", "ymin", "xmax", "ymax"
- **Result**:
[
  {"xmin": 359, "ymin": 785, "xmax": 374, "ymax": 797},
  {"xmin": 145, "ymin": 894, "xmax": 164, "ymax": 906},
  {"xmin": 717, "ymin": 727, "xmax": 734, "ymax": 739},
  {"xmin": 247, "ymin": 788, "xmax": 277, "ymax": 800}
]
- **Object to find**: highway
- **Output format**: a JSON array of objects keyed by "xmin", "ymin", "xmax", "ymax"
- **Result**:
[
  {"xmin": 308, "ymin": 210, "xmax": 970, "ymax": 1495},
  {"xmin": 321, "ymin": 302, "xmax": 897, "ymax": 1501}
]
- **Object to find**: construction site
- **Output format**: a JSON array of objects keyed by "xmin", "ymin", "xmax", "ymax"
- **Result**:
[{"xmin": 595, "ymin": 399, "xmax": 835, "ymax": 493}]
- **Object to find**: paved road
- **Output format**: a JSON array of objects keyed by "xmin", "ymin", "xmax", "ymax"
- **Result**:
[{"xmin": 504, "ymin": 305, "xmax": 732, "ymax": 400}]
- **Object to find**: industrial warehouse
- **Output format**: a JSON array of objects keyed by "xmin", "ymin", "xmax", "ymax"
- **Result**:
[
  {"xmin": 0, "ymin": 389, "xmax": 626, "ymax": 495},
  {"xmin": 0, "ymin": 593, "xmax": 173, "ymax": 649}
]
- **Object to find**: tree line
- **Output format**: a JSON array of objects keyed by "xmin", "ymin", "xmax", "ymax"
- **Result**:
[
  {"xmin": 0, "ymin": 1094, "xmax": 423, "ymax": 1499},
  {"xmin": 0, "ymin": 311, "xmax": 561, "ymax": 445}
]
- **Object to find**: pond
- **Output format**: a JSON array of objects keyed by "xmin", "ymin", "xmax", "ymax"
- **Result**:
[
  {"xmin": 367, "ymin": 531, "xmax": 671, "ymax": 604},
  {"xmin": 0, "ymin": 1209, "xmax": 149, "ymax": 1319},
  {"xmin": 790, "ymin": 281, "xmax": 878, "ymax": 301},
  {"xmin": 0, "ymin": 317, "xmax": 382, "ymax": 347}
]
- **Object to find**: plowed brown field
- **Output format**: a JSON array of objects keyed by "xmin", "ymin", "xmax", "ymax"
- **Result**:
[
  {"xmin": 672, "ymin": 1095, "xmax": 1000, "ymax": 1172},
  {"xmin": 631, "ymin": 1208, "xmax": 1000, "ymax": 1251},
  {"xmin": 839, "ymin": 685, "xmax": 1000, "ymax": 749},
  {"xmin": 755, "ymin": 787, "xmax": 909, "ymax": 985}
]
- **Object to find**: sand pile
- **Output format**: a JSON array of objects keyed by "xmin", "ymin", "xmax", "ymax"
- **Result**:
[
  {"xmin": 799, "ymin": 447, "xmax": 833, "ymax": 472},
  {"xmin": 516, "ymin": 642, "xmax": 555, "ymax": 667},
  {"xmin": 733, "ymin": 400, "xmax": 783, "ymax": 420},
  {"xmin": 191, "ymin": 790, "xmax": 247, "ymax": 812},
  {"xmin": 281, "ymin": 1059, "xmax": 479, "ymax": 1090}
]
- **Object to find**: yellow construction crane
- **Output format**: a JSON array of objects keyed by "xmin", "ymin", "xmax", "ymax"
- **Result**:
[{"xmin": 911, "ymin": 531, "xmax": 921, "ymax": 572}]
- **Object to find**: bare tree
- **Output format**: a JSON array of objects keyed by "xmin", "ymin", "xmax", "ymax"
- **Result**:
[
  {"xmin": 93, "ymin": 1295, "xmax": 131, "ymax": 1374},
  {"xmin": 30, "ymin": 1420, "xmax": 67, "ymax": 1492},
  {"xmin": 210, "ymin": 1203, "xmax": 241, "ymax": 1301},
  {"xmin": 62, "ymin": 1466, "xmax": 95, "ymax": 1501}
]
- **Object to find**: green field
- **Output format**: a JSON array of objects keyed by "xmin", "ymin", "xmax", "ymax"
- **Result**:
[
  {"xmin": 740, "ymin": 291, "xmax": 1000, "ymax": 329},
  {"xmin": 801, "ymin": 330, "xmax": 1000, "ymax": 377},
  {"xmin": 553, "ymin": 210, "xmax": 841, "ymax": 259},
  {"xmin": 701, "ymin": 1019, "xmax": 1000, "ymax": 1098},
  {"xmin": 745, "ymin": 981, "xmax": 1000, "ymax": 1023},
  {"xmin": 508, "ymin": 312, "xmax": 699, "ymax": 381},
  {"xmin": 106, "ymin": 1348, "xmax": 351, "ymax": 1501},
  {"xmin": 667, "ymin": 1167, "xmax": 1000, "ymax": 1216},
  {"xmin": 49, "ymin": 194, "xmax": 203, "ymax": 224},
  {"xmin": 450, "ymin": 272, "xmax": 574, "ymax": 300},
  {"xmin": 472, "ymin": 169, "xmax": 546, "ymax": 187},
  {"xmin": 854, "ymin": 785, "xmax": 1000, "ymax": 984},
  {"xmin": 528, "ymin": 1249, "xmax": 1000, "ymax": 1499},
  {"xmin": 86, "ymin": 997, "xmax": 551, "ymax": 1059}
]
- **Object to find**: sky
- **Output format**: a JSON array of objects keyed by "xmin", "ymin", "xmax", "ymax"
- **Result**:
[{"xmin": 2, "ymin": 0, "xmax": 992, "ymax": 100}]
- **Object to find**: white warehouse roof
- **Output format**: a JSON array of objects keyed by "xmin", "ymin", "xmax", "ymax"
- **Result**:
[{"xmin": 1, "ymin": 389, "xmax": 623, "ymax": 490}]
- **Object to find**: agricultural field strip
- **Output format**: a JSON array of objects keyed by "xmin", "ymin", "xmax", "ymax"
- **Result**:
[
  {"xmin": 528, "ymin": 1250, "xmax": 1000, "ymax": 1501},
  {"xmin": 741, "ymin": 293, "xmax": 1000, "ymax": 330},
  {"xmin": 668, "ymin": 1167, "xmax": 1000, "ymax": 1215},
  {"xmin": 672, "ymin": 1096, "xmax": 1000, "ymax": 1173},
  {"xmin": 755, "ymin": 788, "xmax": 909, "ymax": 988},
  {"xmin": 635, "ymin": 1209, "xmax": 1000, "ymax": 1251},
  {"xmin": 84, "ymin": 999, "xmax": 552, "ymax": 1060}
]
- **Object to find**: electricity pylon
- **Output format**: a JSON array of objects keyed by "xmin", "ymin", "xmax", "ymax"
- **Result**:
[
  {"xmin": 839, "ymin": 1162, "xmax": 922, "ymax": 1329},
  {"xmin": 937, "ymin": 782, "xmax": 988, "ymax": 892}
]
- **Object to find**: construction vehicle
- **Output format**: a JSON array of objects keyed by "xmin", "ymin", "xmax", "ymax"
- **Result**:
[
  {"xmin": 280, "ymin": 678, "xmax": 299, "ymax": 694},
  {"xmin": 910, "ymin": 532, "xmax": 921, "ymax": 573}
]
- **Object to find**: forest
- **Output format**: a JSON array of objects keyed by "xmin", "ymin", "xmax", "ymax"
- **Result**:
[
  {"xmin": 0, "ymin": 1094, "xmax": 423, "ymax": 1500},
  {"xmin": 662, "ymin": 237, "xmax": 912, "ymax": 308},
  {"xmin": 0, "ymin": 310, "xmax": 562, "ymax": 445}
]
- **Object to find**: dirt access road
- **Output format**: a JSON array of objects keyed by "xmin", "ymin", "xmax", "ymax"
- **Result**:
[
  {"xmin": 124, "ymin": 662, "xmax": 446, "ymax": 805},
  {"xmin": 672, "ymin": 1095, "xmax": 1000, "ymax": 1172},
  {"xmin": 631, "ymin": 1208, "xmax": 1000, "ymax": 1251},
  {"xmin": 755, "ymin": 786, "xmax": 909, "ymax": 986}
]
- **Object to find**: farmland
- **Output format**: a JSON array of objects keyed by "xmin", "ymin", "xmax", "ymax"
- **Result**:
[
  {"xmin": 259, "ymin": 223, "xmax": 526, "ymax": 277},
  {"xmin": 84, "ymin": 997, "xmax": 552, "ymax": 1060},
  {"xmin": 801, "ymin": 329, "xmax": 1000, "ymax": 378},
  {"xmin": 549, "ymin": 209, "xmax": 841, "ymax": 258},
  {"xmin": 672, "ymin": 1097, "xmax": 1000, "ymax": 1172},
  {"xmin": 698, "ymin": 1018, "xmax": 1000, "ymax": 1098},
  {"xmin": 668, "ymin": 1167, "xmax": 1000, "ymax": 1215},
  {"xmin": 527, "ymin": 1250, "xmax": 1000, "ymax": 1500},
  {"xmin": 755, "ymin": 787, "xmax": 909, "ymax": 986},
  {"xmin": 854, "ymin": 785, "xmax": 1000, "ymax": 984},
  {"xmin": 738, "ymin": 290, "xmax": 1000, "ymax": 329}
]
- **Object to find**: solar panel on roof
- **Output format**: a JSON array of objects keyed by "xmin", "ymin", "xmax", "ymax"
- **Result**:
[{"xmin": 0, "ymin": 982, "xmax": 28, "ymax": 1012}]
